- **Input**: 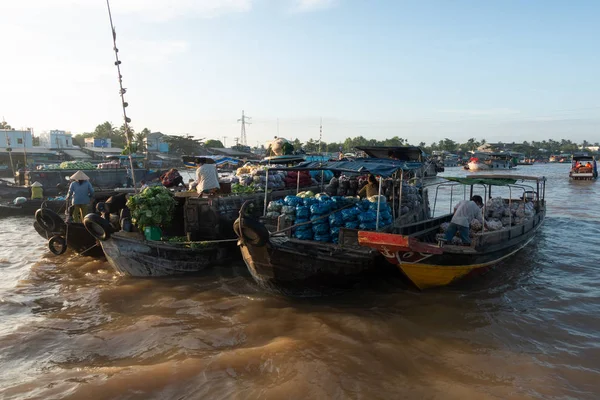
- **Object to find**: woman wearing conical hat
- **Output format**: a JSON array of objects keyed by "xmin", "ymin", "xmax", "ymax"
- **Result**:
[
  {"xmin": 30, "ymin": 181, "xmax": 44, "ymax": 200},
  {"xmin": 66, "ymin": 171, "xmax": 94, "ymax": 223}
]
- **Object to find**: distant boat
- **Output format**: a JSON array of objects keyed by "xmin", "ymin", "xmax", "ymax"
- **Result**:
[
  {"xmin": 468, "ymin": 153, "xmax": 515, "ymax": 171},
  {"xmin": 569, "ymin": 154, "xmax": 598, "ymax": 180}
]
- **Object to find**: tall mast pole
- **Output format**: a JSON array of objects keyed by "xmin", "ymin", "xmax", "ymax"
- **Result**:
[{"xmin": 106, "ymin": 0, "xmax": 137, "ymax": 191}]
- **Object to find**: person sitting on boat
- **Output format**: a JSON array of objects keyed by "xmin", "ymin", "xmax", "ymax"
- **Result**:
[
  {"xmin": 358, "ymin": 174, "xmax": 379, "ymax": 198},
  {"xmin": 444, "ymin": 195, "xmax": 486, "ymax": 246},
  {"xmin": 194, "ymin": 157, "xmax": 220, "ymax": 197},
  {"xmin": 30, "ymin": 181, "xmax": 44, "ymax": 200},
  {"xmin": 66, "ymin": 170, "xmax": 94, "ymax": 223},
  {"xmin": 160, "ymin": 168, "xmax": 184, "ymax": 188}
]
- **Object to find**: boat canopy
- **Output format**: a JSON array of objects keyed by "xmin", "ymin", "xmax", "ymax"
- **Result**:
[
  {"xmin": 355, "ymin": 146, "xmax": 425, "ymax": 161},
  {"xmin": 442, "ymin": 174, "xmax": 546, "ymax": 186},
  {"xmin": 267, "ymin": 158, "xmax": 423, "ymax": 178},
  {"xmin": 182, "ymin": 155, "xmax": 243, "ymax": 167},
  {"xmin": 572, "ymin": 154, "xmax": 595, "ymax": 161}
]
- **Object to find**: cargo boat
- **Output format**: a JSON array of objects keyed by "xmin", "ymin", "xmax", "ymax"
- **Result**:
[
  {"xmin": 569, "ymin": 154, "xmax": 597, "ymax": 180},
  {"xmin": 358, "ymin": 175, "xmax": 546, "ymax": 289}
]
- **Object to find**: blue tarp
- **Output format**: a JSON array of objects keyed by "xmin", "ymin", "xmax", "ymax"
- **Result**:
[{"xmin": 269, "ymin": 158, "xmax": 422, "ymax": 177}]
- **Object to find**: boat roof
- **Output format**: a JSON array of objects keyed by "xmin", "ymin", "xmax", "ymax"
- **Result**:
[
  {"xmin": 355, "ymin": 146, "xmax": 425, "ymax": 161},
  {"xmin": 443, "ymin": 174, "xmax": 546, "ymax": 185},
  {"xmin": 267, "ymin": 158, "xmax": 423, "ymax": 177},
  {"xmin": 572, "ymin": 155, "xmax": 595, "ymax": 161},
  {"xmin": 260, "ymin": 155, "xmax": 306, "ymax": 165}
]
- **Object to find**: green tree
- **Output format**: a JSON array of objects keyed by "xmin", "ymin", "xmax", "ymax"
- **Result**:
[
  {"xmin": 0, "ymin": 121, "xmax": 13, "ymax": 130},
  {"xmin": 205, "ymin": 139, "xmax": 224, "ymax": 148},
  {"xmin": 164, "ymin": 135, "xmax": 205, "ymax": 155},
  {"xmin": 292, "ymin": 138, "xmax": 303, "ymax": 150}
]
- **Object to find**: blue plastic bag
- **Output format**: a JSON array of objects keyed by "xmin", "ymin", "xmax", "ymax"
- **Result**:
[
  {"xmin": 284, "ymin": 195, "xmax": 303, "ymax": 207},
  {"xmin": 341, "ymin": 207, "xmax": 361, "ymax": 222},
  {"xmin": 294, "ymin": 230, "xmax": 313, "ymax": 240},
  {"xmin": 328, "ymin": 212, "xmax": 344, "ymax": 227},
  {"xmin": 358, "ymin": 210, "xmax": 377, "ymax": 223},
  {"xmin": 357, "ymin": 200, "xmax": 371, "ymax": 211},
  {"xmin": 296, "ymin": 206, "xmax": 310, "ymax": 219},
  {"xmin": 310, "ymin": 202, "xmax": 332, "ymax": 215},
  {"xmin": 330, "ymin": 226, "xmax": 341, "ymax": 237},
  {"xmin": 344, "ymin": 221, "xmax": 360, "ymax": 229},
  {"xmin": 359, "ymin": 221, "xmax": 377, "ymax": 230},
  {"xmin": 312, "ymin": 223, "xmax": 330, "ymax": 235},
  {"xmin": 313, "ymin": 233, "xmax": 332, "ymax": 242},
  {"xmin": 303, "ymin": 198, "xmax": 319, "ymax": 207}
]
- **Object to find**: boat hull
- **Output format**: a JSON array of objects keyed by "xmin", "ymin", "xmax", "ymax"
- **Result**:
[
  {"xmin": 569, "ymin": 172, "xmax": 597, "ymax": 180},
  {"xmin": 101, "ymin": 232, "xmax": 237, "ymax": 277},
  {"xmin": 239, "ymin": 236, "xmax": 379, "ymax": 296},
  {"xmin": 0, "ymin": 200, "xmax": 66, "ymax": 218},
  {"xmin": 467, "ymin": 161, "xmax": 490, "ymax": 171}
]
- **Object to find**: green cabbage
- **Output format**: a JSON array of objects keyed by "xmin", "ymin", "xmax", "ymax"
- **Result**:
[{"xmin": 126, "ymin": 186, "xmax": 176, "ymax": 231}]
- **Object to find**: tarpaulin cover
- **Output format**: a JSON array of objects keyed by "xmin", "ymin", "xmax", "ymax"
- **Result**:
[{"xmin": 269, "ymin": 158, "xmax": 423, "ymax": 178}]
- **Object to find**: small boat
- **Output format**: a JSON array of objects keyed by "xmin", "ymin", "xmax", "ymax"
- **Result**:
[
  {"xmin": 235, "ymin": 159, "xmax": 430, "ymax": 296},
  {"xmin": 569, "ymin": 154, "xmax": 597, "ymax": 180},
  {"xmin": 468, "ymin": 153, "xmax": 515, "ymax": 171},
  {"xmin": 358, "ymin": 174, "xmax": 546, "ymax": 289},
  {"xmin": 0, "ymin": 199, "xmax": 66, "ymax": 218},
  {"xmin": 99, "ymin": 231, "xmax": 238, "ymax": 277}
]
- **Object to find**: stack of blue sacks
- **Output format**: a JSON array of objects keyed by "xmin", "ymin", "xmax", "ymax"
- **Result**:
[{"xmin": 282, "ymin": 194, "xmax": 393, "ymax": 243}]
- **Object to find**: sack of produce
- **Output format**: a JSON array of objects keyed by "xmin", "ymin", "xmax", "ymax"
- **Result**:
[
  {"xmin": 312, "ymin": 223, "xmax": 330, "ymax": 235},
  {"xmin": 344, "ymin": 221, "xmax": 360, "ymax": 229},
  {"xmin": 470, "ymin": 219, "xmax": 483, "ymax": 232},
  {"xmin": 336, "ymin": 188, "xmax": 347, "ymax": 196},
  {"xmin": 359, "ymin": 221, "xmax": 377, "ymax": 230},
  {"xmin": 358, "ymin": 210, "xmax": 377, "ymax": 223},
  {"xmin": 329, "ymin": 211, "xmax": 344, "ymax": 227},
  {"xmin": 267, "ymin": 201, "xmax": 283, "ymax": 212},
  {"xmin": 296, "ymin": 205, "xmax": 310, "ymax": 219},
  {"xmin": 313, "ymin": 233, "xmax": 331, "ymax": 242},
  {"xmin": 284, "ymin": 195, "xmax": 303, "ymax": 207},
  {"xmin": 303, "ymin": 197, "xmax": 319, "ymax": 207},
  {"xmin": 378, "ymin": 210, "xmax": 392, "ymax": 221},
  {"xmin": 281, "ymin": 205, "xmax": 296, "ymax": 215},
  {"xmin": 310, "ymin": 202, "xmax": 332, "ymax": 215},
  {"xmin": 341, "ymin": 207, "xmax": 360, "ymax": 221},
  {"xmin": 487, "ymin": 220, "xmax": 503, "ymax": 231},
  {"xmin": 440, "ymin": 222, "xmax": 450, "ymax": 232},
  {"xmin": 265, "ymin": 211, "xmax": 280, "ymax": 219},
  {"xmin": 329, "ymin": 177, "xmax": 339, "ymax": 188},
  {"xmin": 315, "ymin": 193, "xmax": 330, "ymax": 202},
  {"xmin": 356, "ymin": 200, "xmax": 371, "ymax": 212},
  {"xmin": 368, "ymin": 195, "xmax": 387, "ymax": 204},
  {"xmin": 330, "ymin": 226, "xmax": 341, "ymax": 238}
]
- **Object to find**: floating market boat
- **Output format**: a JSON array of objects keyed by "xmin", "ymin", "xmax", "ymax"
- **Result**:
[
  {"xmin": 0, "ymin": 198, "xmax": 66, "ymax": 218},
  {"xmin": 569, "ymin": 154, "xmax": 597, "ymax": 180},
  {"xmin": 90, "ymin": 185, "xmax": 316, "ymax": 277},
  {"xmin": 467, "ymin": 153, "xmax": 515, "ymax": 171},
  {"xmin": 355, "ymin": 145, "xmax": 443, "ymax": 177},
  {"xmin": 234, "ymin": 159, "xmax": 430, "ymax": 296},
  {"xmin": 358, "ymin": 175, "xmax": 546, "ymax": 290}
]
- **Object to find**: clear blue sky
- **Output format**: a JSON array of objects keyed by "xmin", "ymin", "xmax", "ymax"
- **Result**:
[{"xmin": 1, "ymin": 0, "xmax": 598, "ymax": 147}]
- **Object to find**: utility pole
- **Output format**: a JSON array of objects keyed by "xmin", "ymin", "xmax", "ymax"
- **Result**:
[
  {"xmin": 237, "ymin": 110, "xmax": 251, "ymax": 146},
  {"xmin": 222, "ymin": 136, "xmax": 228, "ymax": 147},
  {"xmin": 318, "ymin": 117, "xmax": 323, "ymax": 154}
]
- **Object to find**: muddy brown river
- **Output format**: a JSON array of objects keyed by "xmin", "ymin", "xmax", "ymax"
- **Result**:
[{"xmin": 0, "ymin": 164, "xmax": 599, "ymax": 399}]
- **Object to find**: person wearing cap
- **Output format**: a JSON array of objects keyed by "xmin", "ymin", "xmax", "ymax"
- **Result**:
[
  {"xmin": 31, "ymin": 181, "xmax": 44, "ymax": 200},
  {"xmin": 194, "ymin": 157, "xmax": 220, "ymax": 197},
  {"xmin": 67, "ymin": 170, "xmax": 94, "ymax": 223}
]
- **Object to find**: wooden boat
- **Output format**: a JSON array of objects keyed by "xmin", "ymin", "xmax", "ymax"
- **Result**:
[
  {"xmin": 33, "ymin": 212, "xmax": 105, "ymax": 258},
  {"xmin": 569, "ymin": 154, "xmax": 597, "ymax": 180},
  {"xmin": 468, "ymin": 153, "xmax": 515, "ymax": 171},
  {"xmin": 100, "ymin": 232, "xmax": 238, "ymax": 277},
  {"xmin": 235, "ymin": 159, "xmax": 430, "ymax": 296},
  {"xmin": 0, "ymin": 199, "xmax": 66, "ymax": 218},
  {"xmin": 90, "ymin": 187, "xmax": 316, "ymax": 276},
  {"xmin": 358, "ymin": 175, "xmax": 546, "ymax": 290}
]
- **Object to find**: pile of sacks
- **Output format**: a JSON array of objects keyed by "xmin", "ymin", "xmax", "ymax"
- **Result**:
[
  {"xmin": 235, "ymin": 164, "xmax": 287, "ymax": 190},
  {"xmin": 439, "ymin": 197, "xmax": 536, "ymax": 243},
  {"xmin": 266, "ymin": 193, "xmax": 393, "ymax": 243},
  {"xmin": 323, "ymin": 175, "xmax": 364, "ymax": 197}
]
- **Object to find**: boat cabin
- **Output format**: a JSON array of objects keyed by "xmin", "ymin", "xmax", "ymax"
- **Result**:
[{"xmin": 570, "ymin": 155, "xmax": 597, "ymax": 180}]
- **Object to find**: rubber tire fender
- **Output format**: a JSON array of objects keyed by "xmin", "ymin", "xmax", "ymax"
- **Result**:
[
  {"xmin": 35, "ymin": 208, "xmax": 64, "ymax": 233},
  {"xmin": 33, "ymin": 221, "xmax": 48, "ymax": 239},
  {"xmin": 48, "ymin": 235, "xmax": 67, "ymax": 255},
  {"xmin": 233, "ymin": 217, "xmax": 269, "ymax": 247},
  {"xmin": 83, "ymin": 213, "xmax": 113, "ymax": 241}
]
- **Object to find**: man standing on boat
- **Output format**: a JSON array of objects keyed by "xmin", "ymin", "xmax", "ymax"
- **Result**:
[
  {"xmin": 66, "ymin": 170, "xmax": 94, "ymax": 223},
  {"xmin": 194, "ymin": 157, "xmax": 220, "ymax": 197},
  {"xmin": 444, "ymin": 195, "xmax": 486, "ymax": 245}
]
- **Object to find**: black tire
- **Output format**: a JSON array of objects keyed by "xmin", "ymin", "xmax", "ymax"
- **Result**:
[
  {"xmin": 233, "ymin": 217, "xmax": 269, "ymax": 247},
  {"xmin": 83, "ymin": 213, "xmax": 113, "ymax": 241},
  {"xmin": 35, "ymin": 208, "xmax": 64, "ymax": 233},
  {"xmin": 33, "ymin": 221, "xmax": 48, "ymax": 239},
  {"xmin": 48, "ymin": 235, "xmax": 67, "ymax": 255}
]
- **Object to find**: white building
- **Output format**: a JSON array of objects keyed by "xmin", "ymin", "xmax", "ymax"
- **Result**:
[
  {"xmin": 85, "ymin": 138, "xmax": 112, "ymax": 148},
  {"xmin": 0, "ymin": 129, "xmax": 33, "ymax": 149},
  {"xmin": 40, "ymin": 130, "xmax": 74, "ymax": 149}
]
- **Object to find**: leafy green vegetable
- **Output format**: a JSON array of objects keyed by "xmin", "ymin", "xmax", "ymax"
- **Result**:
[
  {"xmin": 126, "ymin": 186, "xmax": 177, "ymax": 231},
  {"xmin": 232, "ymin": 183, "xmax": 259, "ymax": 194}
]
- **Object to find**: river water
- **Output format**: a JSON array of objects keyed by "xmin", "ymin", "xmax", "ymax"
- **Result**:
[{"xmin": 0, "ymin": 164, "xmax": 599, "ymax": 399}]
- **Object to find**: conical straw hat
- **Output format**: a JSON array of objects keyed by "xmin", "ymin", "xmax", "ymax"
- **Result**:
[
  {"xmin": 31, "ymin": 181, "xmax": 43, "ymax": 187},
  {"xmin": 70, "ymin": 170, "xmax": 90, "ymax": 181}
]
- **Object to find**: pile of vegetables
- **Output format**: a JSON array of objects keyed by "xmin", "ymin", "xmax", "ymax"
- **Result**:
[
  {"xmin": 59, "ymin": 161, "xmax": 96, "ymax": 170},
  {"xmin": 232, "ymin": 183, "xmax": 259, "ymax": 194},
  {"xmin": 126, "ymin": 186, "xmax": 177, "ymax": 231}
]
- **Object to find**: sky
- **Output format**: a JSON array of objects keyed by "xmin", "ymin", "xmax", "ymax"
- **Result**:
[{"xmin": 0, "ymin": 0, "xmax": 599, "ymax": 147}]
